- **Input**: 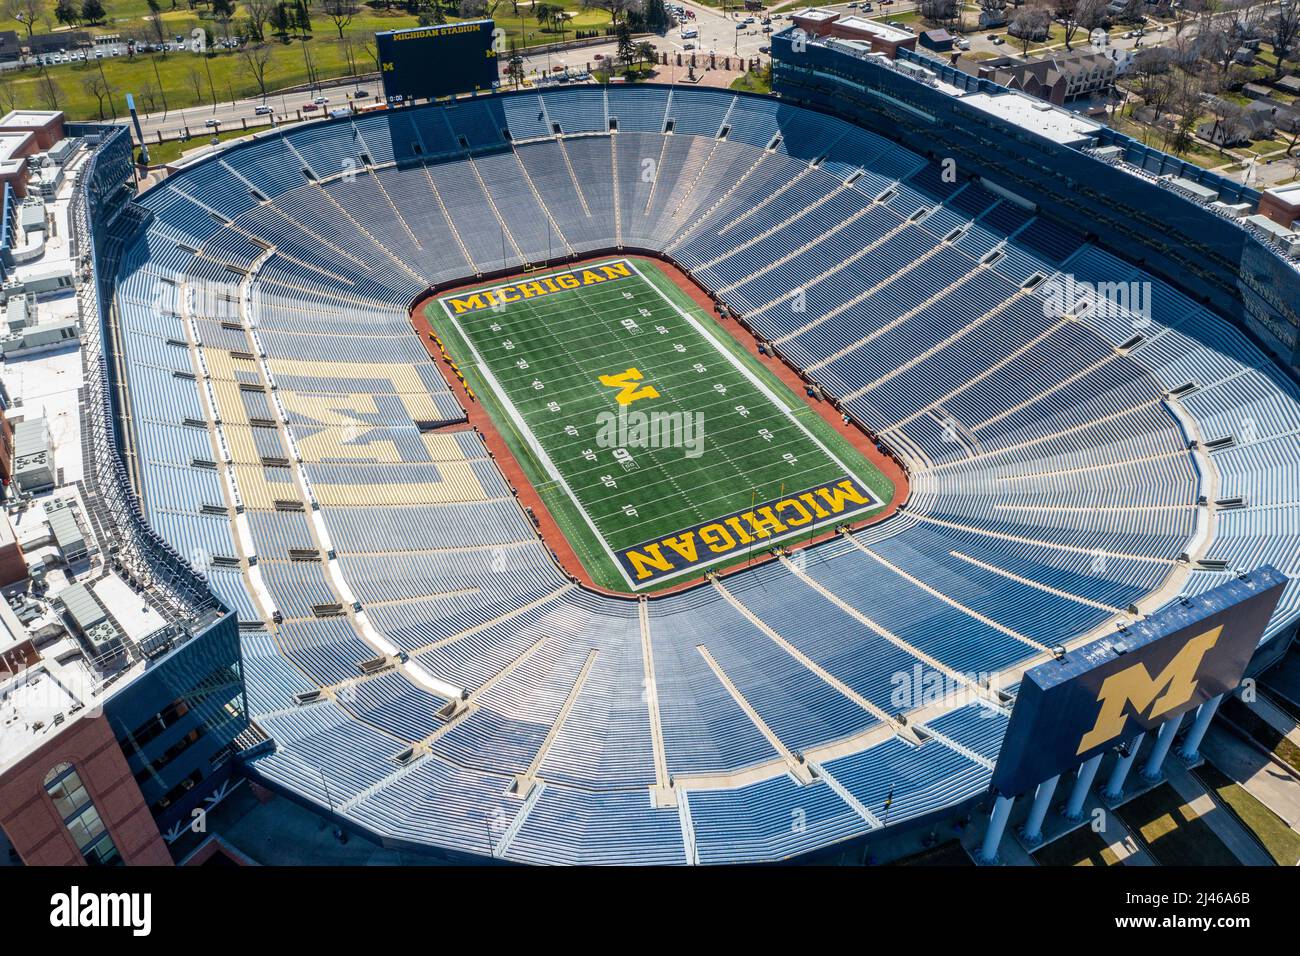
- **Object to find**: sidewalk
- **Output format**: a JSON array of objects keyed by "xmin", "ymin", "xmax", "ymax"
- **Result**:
[
  {"xmin": 1163, "ymin": 758, "xmax": 1274, "ymax": 865},
  {"xmin": 1201, "ymin": 724, "xmax": 1300, "ymax": 830}
]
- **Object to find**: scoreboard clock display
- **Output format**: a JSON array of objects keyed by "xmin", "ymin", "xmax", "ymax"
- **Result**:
[{"xmin": 376, "ymin": 20, "xmax": 499, "ymax": 103}]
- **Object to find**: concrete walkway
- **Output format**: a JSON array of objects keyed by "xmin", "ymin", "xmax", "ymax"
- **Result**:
[
  {"xmin": 1164, "ymin": 759, "xmax": 1274, "ymax": 866},
  {"xmin": 1201, "ymin": 724, "xmax": 1300, "ymax": 831},
  {"xmin": 1249, "ymin": 694, "xmax": 1300, "ymax": 750}
]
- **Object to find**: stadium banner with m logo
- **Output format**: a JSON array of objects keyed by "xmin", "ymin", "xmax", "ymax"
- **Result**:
[{"xmin": 989, "ymin": 566, "xmax": 1287, "ymax": 796}]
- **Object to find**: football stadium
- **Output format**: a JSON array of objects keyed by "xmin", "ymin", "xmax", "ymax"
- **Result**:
[{"xmin": 0, "ymin": 12, "xmax": 1299, "ymax": 877}]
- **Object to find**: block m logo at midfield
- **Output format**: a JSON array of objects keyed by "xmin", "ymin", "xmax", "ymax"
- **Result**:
[
  {"xmin": 1075, "ymin": 625, "xmax": 1222, "ymax": 754},
  {"xmin": 600, "ymin": 368, "xmax": 659, "ymax": 406}
]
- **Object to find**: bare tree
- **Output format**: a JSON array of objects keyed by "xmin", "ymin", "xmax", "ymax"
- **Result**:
[
  {"xmin": 187, "ymin": 65, "xmax": 206, "ymax": 107},
  {"xmin": 1269, "ymin": 4, "xmax": 1300, "ymax": 77},
  {"xmin": 1009, "ymin": 2, "xmax": 1051, "ymax": 55},
  {"xmin": 138, "ymin": 78, "xmax": 162, "ymax": 113},
  {"xmin": 1059, "ymin": 0, "xmax": 1105, "ymax": 51},
  {"xmin": 81, "ymin": 71, "xmax": 115, "ymax": 119},
  {"xmin": 240, "ymin": 43, "xmax": 277, "ymax": 98},
  {"xmin": 6, "ymin": 0, "xmax": 48, "ymax": 41},
  {"xmin": 920, "ymin": 0, "xmax": 960, "ymax": 27},
  {"xmin": 36, "ymin": 65, "xmax": 60, "ymax": 108},
  {"xmin": 361, "ymin": 38, "xmax": 382, "ymax": 73},
  {"xmin": 1129, "ymin": 45, "xmax": 1177, "ymax": 119},
  {"xmin": 243, "ymin": 0, "xmax": 275, "ymax": 41},
  {"xmin": 320, "ymin": 0, "xmax": 359, "ymax": 38}
]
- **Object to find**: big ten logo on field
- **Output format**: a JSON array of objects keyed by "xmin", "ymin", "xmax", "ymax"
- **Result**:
[
  {"xmin": 443, "ymin": 261, "xmax": 636, "ymax": 315},
  {"xmin": 1075, "ymin": 625, "xmax": 1221, "ymax": 754}
]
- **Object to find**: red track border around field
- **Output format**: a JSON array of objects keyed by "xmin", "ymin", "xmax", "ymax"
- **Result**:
[{"xmin": 410, "ymin": 253, "xmax": 910, "ymax": 599}]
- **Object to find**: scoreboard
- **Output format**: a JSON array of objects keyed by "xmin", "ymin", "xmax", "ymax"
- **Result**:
[{"xmin": 376, "ymin": 20, "xmax": 498, "ymax": 103}]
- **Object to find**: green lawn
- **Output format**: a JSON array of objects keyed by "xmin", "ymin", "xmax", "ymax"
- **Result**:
[
  {"xmin": 1116, "ymin": 783, "xmax": 1241, "ymax": 866},
  {"xmin": 1195, "ymin": 762, "xmax": 1300, "ymax": 867},
  {"xmin": 0, "ymin": 2, "xmax": 615, "ymax": 121},
  {"xmin": 425, "ymin": 258, "xmax": 893, "ymax": 592},
  {"xmin": 730, "ymin": 68, "xmax": 771, "ymax": 94}
]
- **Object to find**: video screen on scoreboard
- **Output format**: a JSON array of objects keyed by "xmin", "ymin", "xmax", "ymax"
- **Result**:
[{"xmin": 376, "ymin": 20, "xmax": 498, "ymax": 103}]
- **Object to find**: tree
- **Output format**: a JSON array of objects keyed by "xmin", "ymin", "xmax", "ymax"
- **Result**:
[
  {"xmin": 80, "ymin": 0, "xmax": 104, "ymax": 24},
  {"xmin": 1008, "ymin": 3, "xmax": 1051, "ymax": 54},
  {"xmin": 644, "ymin": 0, "xmax": 669, "ymax": 33},
  {"xmin": 36, "ymin": 65, "xmax": 60, "ymax": 108},
  {"xmin": 6, "ymin": 0, "xmax": 48, "ymax": 41},
  {"xmin": 615, "ymin": 18, "xmax": 634, "ymax": 71},
  {"xmin": 1059, "ymin": 0, "xmax": 1104, "ymax": 51},
  {"xmin": 1129, "ymin": 45, "xmax": 1176, "ymax": 119},
  {"xmin": 137, "ymin": 78, "xmax": 162, "ymax": 113},
  {"xmin": 321, "ymin": 0, "xmax": 358, "ymax": 38},
  {"xmin": 81, "ymin": 71, "xmax": 114, "ymax": 119},
  {"xmin": 54, "ymin": 0, "xmax": 78, "ymax": 26},
  {"xmin": 243, "ymin": 0, "xmax": 275, "ymax": 40},
  {"xmin": 635, "ymin": 39, "xmax": 655, "ymax": 70},
  {"xmin": 1270, "ymin": 4, "xmax": 1300, "ymax": 77},
  {"xmin": 240, "ymin": 42, "xmax": 277, "ymax": 98},
  {"xmin": 269, "ymin": 2, "xmax": 292, "ymax": 36},
  {"xmin": 187, "ymin": 65, "xmax": 206, "ymax": 106},
  {"xmin": 979, "ymin": 0, "xmax": 1008, "ymax": 22},
  {"xmin": 145, "ymin": 0, "xmax": 167, "ymax": 41},
  {"xmin": 920, "ymin": 0, "xmax": 959, "ymax": 27},
  {"xmin": 505, "ymin": 38, "xmax": 525, "ymax": 86}
]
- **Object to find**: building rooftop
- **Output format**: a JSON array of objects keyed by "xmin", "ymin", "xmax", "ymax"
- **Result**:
[
  {"xmin": 792, "ymin": 6, "xmax": 839, "ymax": 21},
  {"xmin": 836, "ymin": 16, "xmax": 913, "ymax": 42},
  {"xmin": 961, "ymin": 91, "xmax": 1102, "ymax": 146},
  {"xmin": 0, "ymin": 110, "xmax": 63, "ymax": 127}
]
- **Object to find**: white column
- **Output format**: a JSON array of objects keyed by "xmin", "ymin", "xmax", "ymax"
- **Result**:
[
  {"xmin": 1101, "ymin": 731, "xmax": 1144, "ymax": 801},
  {"xmin": 1176, "ymin": 695, "xmax": 1223, "ymax": 764},
  {"xmin": 1019, "ymin": 774, "xmax": 1059, "ymax": 845},
  {"xmin": 1062, "ymin": 752, "xmax": 1104, "ymax": 822},
  {"xmin": 978, "ymin": 794, "xmax": 1015, "ymax": 864},
  {"xmin": 1140, "ymin": 713, "xmax": 1184, "ymax": 783}
]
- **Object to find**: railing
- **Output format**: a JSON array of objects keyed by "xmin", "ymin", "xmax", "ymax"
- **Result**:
[{"xmin": 71, "ymin": 122, "xmax": 227, "ymax": 637}]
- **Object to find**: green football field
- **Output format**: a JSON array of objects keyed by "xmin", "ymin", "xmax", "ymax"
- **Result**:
[{"xmin": 426, "ymin": 257, "xmax": 894, "ymax": 591}]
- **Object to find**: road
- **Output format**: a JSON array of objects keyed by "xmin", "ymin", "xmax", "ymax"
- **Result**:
[{"xmin": 132, "ymin": 2, "xmax": 777, "ymax": 142}]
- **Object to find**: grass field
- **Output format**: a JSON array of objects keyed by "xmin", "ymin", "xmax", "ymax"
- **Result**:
[
  {"xmin": 0, "ymin": 3, "xmax": 616, "ymax": 122},
  {"xmin": 425, "ymin": 258, "xmax": 893, "ymax": 592},
  {"xmin": 1195, "ymin": 762, "xmax": 1300, "ymax": 867}
]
